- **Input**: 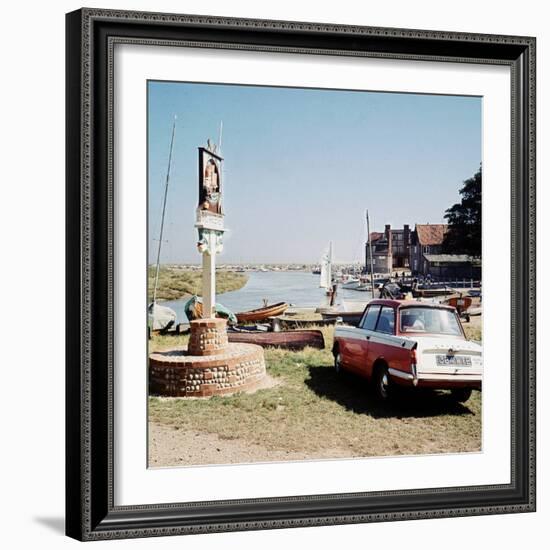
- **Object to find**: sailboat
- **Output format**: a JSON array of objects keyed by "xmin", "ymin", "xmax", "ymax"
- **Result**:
[
  {"xmin": 148, "ymin": 117, "xmax": 178, "ymax": 334},
  {"xmin": 319, "ymin": 241, "xmax": 333, "ymax": 295}
]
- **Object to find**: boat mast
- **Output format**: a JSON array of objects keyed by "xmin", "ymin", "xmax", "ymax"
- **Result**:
[
  {"xmin": 366, "ymin": 210, "xmax": 376, "ymax": 297},
  {"xmin": 329, "ymin": 241, "xmax": 333, "ymax": 285},
  {"xmin": 152, "ymin": 115, "xmax": 177, "ymax": 307},
  {"xmin": 218, "ymin": 120, "xmax": 223, "ymax": 152}
]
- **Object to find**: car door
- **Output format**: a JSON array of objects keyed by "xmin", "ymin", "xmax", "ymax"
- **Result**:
[
  {"xmin": 345, "ymin": 305, "xmax": 381, "ymax": 372},
  {"xmin": 365, "ymin": 306, "xmax": 396, "ymax": 378}
]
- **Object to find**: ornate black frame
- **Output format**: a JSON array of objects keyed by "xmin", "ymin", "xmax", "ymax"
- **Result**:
[{"xmin": 66, "ymin": 8, "xmax": 536, "ymax": 541}]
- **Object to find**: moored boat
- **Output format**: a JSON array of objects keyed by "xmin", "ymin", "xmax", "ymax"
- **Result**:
[
  {"xmin": 227, "ymin": 329, "xmax": 325, "ymax": 350},
  {"xmin": 236, "ymin": 302, "xmax": 289, "ymax": 323},
  {"xmin": 413, "ymin": 286, "xmax": 455, "ymax": 298},
  {"xmin": 274, "ymin": 317, "xmax": 338, "ymax": 329},
  {"xmin": 320, "ymin": 310, "xmax": 363, "ymax": 326},
  {"xmin": 341, "ymin": 278, "xmax": 361, "ymax": 289}
]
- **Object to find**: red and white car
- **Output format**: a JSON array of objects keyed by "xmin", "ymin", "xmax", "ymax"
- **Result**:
[{"xmin": 333, "ymin": 299, "xmax": 482, "ymax": 402}]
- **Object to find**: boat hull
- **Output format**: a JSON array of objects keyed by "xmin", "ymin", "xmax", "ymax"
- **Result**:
[
  {"xmin": 236, "ymin": 302, "xmax": 289, "ymax": 323},
  {"xmin": 320, "ymin": 311, "xmax": 363, "ymax": 326},
  {"xmin": 148, "ymin": 303, "xmax": 177, "ymax": 331},
  {"xmin": 413, "ymin": 288, "xmax": 455, "ymax": 298},
  {"xmin": 228, "ymin": 329, "xmax": 324, "ymax": 350}
]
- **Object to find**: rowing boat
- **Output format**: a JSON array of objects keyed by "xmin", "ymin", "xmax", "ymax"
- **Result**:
[
  {"xmin": 413, "ymin": 286, "xmax": 455, "ymax": 298},
  {"xmin": 236, "ymin": 302, "xmax": 289, "ymax": 323},
  {"xmin": 227, "ymin": 329, "xmax": 324, "ymax": 350},
  {"xmin": 320, "ymin": 310, "xmax": 363, "ymax": 326},
  {"xmin": 274, "ymin": 317, "xmax": 338, "ymax": 329}
]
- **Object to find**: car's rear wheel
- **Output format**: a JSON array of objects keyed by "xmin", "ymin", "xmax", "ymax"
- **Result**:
[
  {"xmin": 450, "ymin": 388, "xmax": 472, "ymax": 403},
  {"xmin": 373, "ymin": 365, "xmax": 392, "ymax": 402}
]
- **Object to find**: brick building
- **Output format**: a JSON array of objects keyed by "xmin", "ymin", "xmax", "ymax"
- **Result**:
[
  {"xmin": 409, "ymin": 224, "xmax": 448, "ymax": 274},
  {"xmin": 365, "ymin": 224, "xmax": 411, "ymax": 274}
]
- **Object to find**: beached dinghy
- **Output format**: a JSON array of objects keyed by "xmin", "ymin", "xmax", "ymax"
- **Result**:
[
  {"xmin": 235, "ymin": 302, "xmax": 289, "ymax": 323},
  {"xmin": 443, "ymin": 295, "xmax": 474, "ymax": 320},
  {"xmin": 148, "ymin": 303, "xmax": 177, "ymax": 332},
  {"xmin": 227, "ymin": 329, "xmax": 325, "ymax": 350},
  {"xmin": 320, "ymin": 309, "xmax": 363, "ymax": 326}
]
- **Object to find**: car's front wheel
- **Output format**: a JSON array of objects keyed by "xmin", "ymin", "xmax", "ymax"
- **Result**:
[
  {"xmin": 450, "ymin": 388, "xmax": 472, "ymax": 403},
  {"xmin": 372, "ymin": 365, "xmax": 392, "ymax": 402}
]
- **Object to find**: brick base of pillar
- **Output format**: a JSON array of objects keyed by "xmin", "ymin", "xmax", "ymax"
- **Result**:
[
  {"xmin": 149, "ymin": 318, "xmax": 267, "ymax": 397},
  {"xmin": 188, "ymin": 318, "xmax": 229, "ymax": 356}
]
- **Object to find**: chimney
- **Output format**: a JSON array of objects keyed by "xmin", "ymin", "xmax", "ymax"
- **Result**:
[
  {"xmin": 404, "ymin": 224, "xmax": 410, "ymax": 246},
  {"xmin": 385, "ymin": 224, "xmax": 392, "ymax": 255}
]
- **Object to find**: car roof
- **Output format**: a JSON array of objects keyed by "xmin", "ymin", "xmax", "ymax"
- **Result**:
[{"xmin": 367, "ymin": 299, "xmax": 455, "ymax": 311}]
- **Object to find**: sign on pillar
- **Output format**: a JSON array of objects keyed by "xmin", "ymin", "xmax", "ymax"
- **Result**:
[{"xmin": 195, "ymin": 140, "xmax": 225, "ymax": 319}]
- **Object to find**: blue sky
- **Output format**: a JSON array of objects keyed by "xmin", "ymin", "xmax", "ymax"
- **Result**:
[{"xmin": 148, "ymin": 81, "xmax": 481, "ymax": 264}]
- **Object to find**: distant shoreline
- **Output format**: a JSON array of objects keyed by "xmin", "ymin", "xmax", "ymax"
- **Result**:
[{"xmin": 148, "ymin": 266, "xmax": 248, "ymax": 302}]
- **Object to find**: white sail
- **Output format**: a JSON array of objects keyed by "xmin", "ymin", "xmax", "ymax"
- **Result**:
[{"xmin": 319, "ymin": 242, "xmax": 333, "ymax": 289}]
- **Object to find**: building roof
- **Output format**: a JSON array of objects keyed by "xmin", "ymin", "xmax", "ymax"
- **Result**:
[
  {"xmin": 416, "ymin": 224, "xmax": 448, "ymax": 246},
  {"xmin": 369, "ymin": 232, "xmax": 384, "ymax": 242},
  {"xmin": 423, "ymin": 254, "xmax": 475, "ymax": 263}
]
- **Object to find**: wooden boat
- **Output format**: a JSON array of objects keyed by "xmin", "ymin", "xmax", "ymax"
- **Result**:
[
  {"xmin": 227, "ymin": 329, "xmax": 324, "ymax": 350},
  {"xmin": 341, "ymin": 280, "xmax": 360, "ymax": 290},
  {"xmin": 445, "ymin": 295, "xmax": 472, "ymax": 311},
  {"xmin": 274, "ymin": 317, "xmax": 338, "ymax": 329},
  {"xmin": 236, "ymin": 302, "xmax": 289, "ymax": 323},
  {"xmin": 320, "ymin": 310, "xmax": 363, "ymax": 326},
  {"xmin": 444, "ymin": 295, "xmax": 473, "ymax": 319},
  {"xmin": 413, "ymin": 286, "xmax": 455, "ymax": 298}
]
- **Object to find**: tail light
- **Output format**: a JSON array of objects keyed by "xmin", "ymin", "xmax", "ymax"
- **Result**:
[{"xmin": 410, "ymin": 348, "xmax": 418, "ymax": 386}]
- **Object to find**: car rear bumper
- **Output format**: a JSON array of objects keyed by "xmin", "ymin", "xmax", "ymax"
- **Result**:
[{"xmin": 388, "ymin": 368, "xmax": 482, "ymax": 390}]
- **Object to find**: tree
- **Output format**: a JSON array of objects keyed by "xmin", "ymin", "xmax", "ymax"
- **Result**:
[{"xmin": 442, "ymin": 166, "xmax": 481, "ymax": 257}]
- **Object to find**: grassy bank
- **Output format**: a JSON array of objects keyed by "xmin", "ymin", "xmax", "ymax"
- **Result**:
[
  {"xmin": 462, "ymin": 314, "xmax": 482, "ymax": 341},
  {"xmin": 148, "ymin": 266, "xmax": 248, "ymax": 301},
  {"xmin": 149, "ymin": 325, "xmax": 481, "ymax": 461}
]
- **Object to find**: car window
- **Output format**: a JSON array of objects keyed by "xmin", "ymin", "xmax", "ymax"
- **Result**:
[
  {"xmin": 375, "ymin": 306, "xmax": 395, "ymax": 334},
  {"xmin": 360, "ymin": 305, "xmax": 380, "ymax": 331},
  {"xmin": 400, "ymin": 307, "xmax": 462, "ymax": 336}
]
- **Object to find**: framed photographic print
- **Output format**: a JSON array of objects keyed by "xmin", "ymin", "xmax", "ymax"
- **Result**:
[{"xmin": 65, "ymin": 8, "xmax": 536, "ymax": 541}]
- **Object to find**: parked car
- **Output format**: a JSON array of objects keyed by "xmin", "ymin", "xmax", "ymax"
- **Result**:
[{"xmin": 332, "ymin": 299, "xmax": 482, "ymax": 402}]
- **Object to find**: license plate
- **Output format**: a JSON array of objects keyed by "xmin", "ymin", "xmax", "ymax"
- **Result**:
[{"xmin": 436, "ymin": 355, "xmax": 472, "ymax": 366}]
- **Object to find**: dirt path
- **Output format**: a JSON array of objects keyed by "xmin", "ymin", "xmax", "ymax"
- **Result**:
[{"xmin": 148, "ymin": 422, "xmax": 353, "ymax": 467}]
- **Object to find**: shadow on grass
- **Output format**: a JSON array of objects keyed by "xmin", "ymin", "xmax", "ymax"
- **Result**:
[{"xmin": 305, "ymin": 365, "xmax": 475, "ymax": 419}]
